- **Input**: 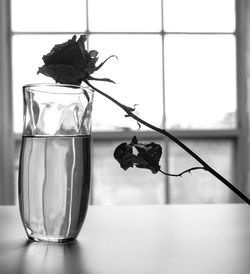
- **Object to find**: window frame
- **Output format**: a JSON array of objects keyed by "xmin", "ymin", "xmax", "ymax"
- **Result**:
[
  {"xmin": 1, "ymin": 0, "xmax": 248, "ymax": 204},
  {"xmin": 0, "ymin": 0, "xmax": 15, "ymax": 204},
  {"xmin": 234, "ymin": 0, "xmax": 249, "ymax": 201}
]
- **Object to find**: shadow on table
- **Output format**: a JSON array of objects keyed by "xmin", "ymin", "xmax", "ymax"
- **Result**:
[{"xmin": 0, "ymin": 239, "xmax": 90, "ymax": 274}]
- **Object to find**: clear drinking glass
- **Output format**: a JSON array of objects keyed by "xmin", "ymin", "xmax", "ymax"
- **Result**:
[{"xmin": 18, "ymin": 83, "xmax": 94, "ymax": 242}]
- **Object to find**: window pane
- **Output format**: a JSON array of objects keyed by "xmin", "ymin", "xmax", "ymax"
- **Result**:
[
  {"xmin": 164, "ymin": 0, "xmax": 235, "ymax": 32},
  {"xmin": 92, "ymin": 140, "xmax": 166, "ymax": 205},
  {"xmin": 11, "ymin": 0, "xmax": 87, "ymax": 32},
  {"xmin": 88, "ymin": 0, "xmax": 161, "ymax": 32},
  {"xmin": 12, "ymin": 34, "xmax": 71, "ymax": 133},
  {"xmin": 164, "ymin": 34, "xmax": 236, "ymax": 129},
  {"xmin": 12, "ymin": 34, "xmax": 163, "ymax": 133},
  {"xmin": 168, "ymin": 139, "xmax": 234, "ymax": 203},
  {"xmin": 89, "ymin": 34, "xmax": 163, "ymax": 131}
]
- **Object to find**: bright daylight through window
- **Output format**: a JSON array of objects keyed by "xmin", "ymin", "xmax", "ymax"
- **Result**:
[{"xmin": 6, "ymin": 0, "xmax": 243, "ymax": 204}]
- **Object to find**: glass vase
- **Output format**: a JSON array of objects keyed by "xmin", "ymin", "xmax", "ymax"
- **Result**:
[{"xmin": 18, "ymin": 83, "xmax": 94, "ymax": 243}]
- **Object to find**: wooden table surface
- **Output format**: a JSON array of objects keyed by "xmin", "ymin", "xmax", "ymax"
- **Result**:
[{"xmin": 0, "ymin": 204, "xmax": 249, "ymax": 274}]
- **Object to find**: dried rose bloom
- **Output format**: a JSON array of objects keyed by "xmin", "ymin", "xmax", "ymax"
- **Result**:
[{"xmin": 114, "ymin": 136, "xmax": 162, "ymax": 174}]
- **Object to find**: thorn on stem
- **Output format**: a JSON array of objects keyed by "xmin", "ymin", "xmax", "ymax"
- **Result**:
[{"xmin": 137, "ymin": 122, "xmax": 141, "ymax": 130}]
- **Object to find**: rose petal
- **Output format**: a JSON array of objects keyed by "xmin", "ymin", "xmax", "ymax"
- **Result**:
[
  {"xmin": 37, "ymin": 64, "xmax": 84, "ymax": 85},
  {"xmin": 38, "ymin": 35, "xmax": 116, "ymax": 85},
  {"xmin": 113, "ymin": 142, "xmax": 134, "ymax": 170},
  {"xmin": 134, "ymin": 142, "xmax": 162, "ymax": 173},
  {"xmin": 42, "ymin": 35, "xmax": 77, "ymax": 64}
]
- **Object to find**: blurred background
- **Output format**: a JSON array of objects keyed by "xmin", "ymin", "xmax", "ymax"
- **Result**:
[{"xmin": 1, "ymin": 0, "xmax": 250, "ymax": 205}]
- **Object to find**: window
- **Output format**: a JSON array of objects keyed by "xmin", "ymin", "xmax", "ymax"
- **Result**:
[{"xmin": 1, "ymin": 0, "xmax": 248, "ymax": 204}]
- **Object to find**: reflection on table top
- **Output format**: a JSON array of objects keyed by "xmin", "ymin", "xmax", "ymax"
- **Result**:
[{"xmin": 0, "ymin": 204, "xmax": 249, "ymax": 274}]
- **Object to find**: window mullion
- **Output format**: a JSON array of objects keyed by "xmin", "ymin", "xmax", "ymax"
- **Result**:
[
  {"xmin": 0, "ymin": 0, "xmax": 15, "ymax": 204},
  {"xmin": 234, "ymin": 0, "xmax": 249, "ymax": 201}
]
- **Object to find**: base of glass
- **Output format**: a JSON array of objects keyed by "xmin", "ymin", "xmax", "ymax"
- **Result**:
[{"xmin": 28, "ymin": 235, "xmax": 76, "ymax": 243}]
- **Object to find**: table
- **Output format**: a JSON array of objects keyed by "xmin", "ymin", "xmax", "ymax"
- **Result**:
[{"xmin": 0, "ymin": 204, "xmax": 249, "ymax": 274}]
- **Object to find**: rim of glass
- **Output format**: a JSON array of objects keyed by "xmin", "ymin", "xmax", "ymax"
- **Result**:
[{"xmin": 23, "ymin": 83, "xmax": 93, "ymax": 95}]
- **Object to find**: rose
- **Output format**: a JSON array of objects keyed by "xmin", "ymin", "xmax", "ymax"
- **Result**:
[
  {"xmin": 38, "ymin": 35, "xmax": 115, "ymax": 85},
  {"xmin": 37, "ymin": 35, "xmax": 250, "ymax": 204},
  {"xmin": 114, "ymin": 136, "xmax": 162, "ymax": 174}
]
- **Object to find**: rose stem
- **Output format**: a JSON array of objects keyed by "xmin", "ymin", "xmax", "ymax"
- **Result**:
[{"xmin": 84, "ymin": 80, "xmax": 250, "ymax": 205}]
